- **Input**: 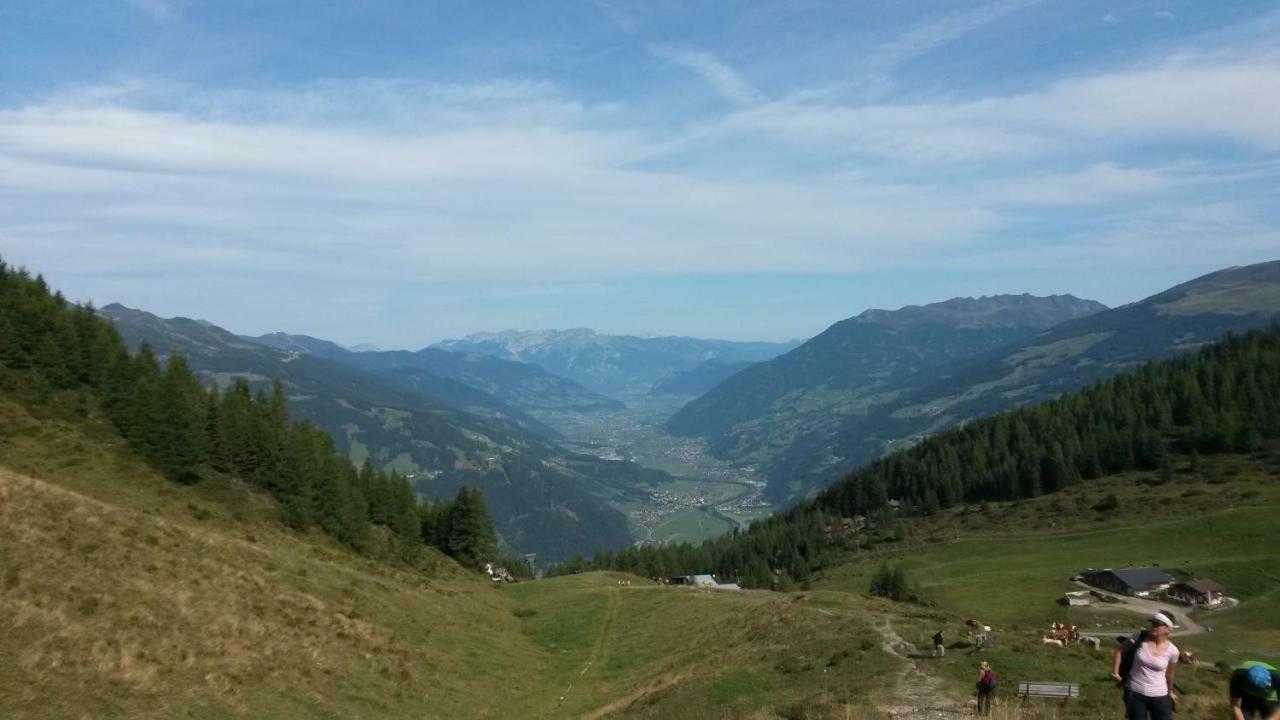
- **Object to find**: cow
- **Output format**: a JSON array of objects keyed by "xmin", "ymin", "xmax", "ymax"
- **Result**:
[{"xmin": 1181, "ymin": 650, "xmax": 1199, "ymax": 670}]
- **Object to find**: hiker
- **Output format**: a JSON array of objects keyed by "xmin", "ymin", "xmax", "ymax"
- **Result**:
[
  {"xmin": 1112, "ymin": 612, "xmax": 1179, "ymax": 720},
  {"xmin": 975, "ymin": 661, "xmax": 998, "ymax": 716},
  {"xmin": 933, "ymin": 629, "xmax": 945, "ymax": 658},
  {"xmin": 1230, "ymin": 661, "xmax": 1280, "ymax": 720}
]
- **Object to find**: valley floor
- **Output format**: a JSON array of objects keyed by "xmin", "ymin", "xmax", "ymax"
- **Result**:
[{"xmin": 536, "ymin": 393, "xmax": 776, "ymax": 545}]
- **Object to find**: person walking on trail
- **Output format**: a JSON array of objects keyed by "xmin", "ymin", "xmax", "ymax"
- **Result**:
[
  {"xmin": 1230, "ymin": 661, "xmax": 1280, "ymax": 720},
  {"xmin": 933, "ymin": 630, "xmax": 945, "ymax": 658},
  {"xmin": 975, "ymin": 661, "xmax": 998, "ymax": 716},
  {"xmin": 1112, "ymin": 612, "xmax": 1179, "ymax": 720}
]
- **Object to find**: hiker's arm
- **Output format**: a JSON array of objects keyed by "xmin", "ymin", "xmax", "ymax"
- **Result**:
[
  {"xmin": 1165, "ymin": 660, "xmax": 1177, "ymax": 697},
  {"xmin": 1230, "ymin": 695, "xmax": 1245, "ymax": 720}
]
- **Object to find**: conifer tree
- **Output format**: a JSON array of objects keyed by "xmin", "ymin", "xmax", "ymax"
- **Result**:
[{"xmin": 445, "ymin": 487, "xmax": 497, "ymax": 569}]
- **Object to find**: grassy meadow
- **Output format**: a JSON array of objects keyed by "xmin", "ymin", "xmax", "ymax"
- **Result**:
[
  {"xmin": 811, "ymin": 449, "xmax": 1280, "ymax": 718},
  {"xmin": 0, "ymin": 395, "xmax": 901, "ymax": 719},
  {"xmin": 3, "ymin": 387, "xmax": 1277, "ymax": 719}
]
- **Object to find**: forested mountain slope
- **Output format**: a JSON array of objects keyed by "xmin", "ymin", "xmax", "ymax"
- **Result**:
[
  {"xmin": 96, "ymin": 304, "xmax": 639, "ymax": 561},
  {"xmin": 0, "ymin": 260, "xmax": 495, "ymax": 565},
  {"xmin": 766, "ymin": 261, "xmax": 1280, "ymax": 501},
  {"xmin": 566, "ymin": 328, "xmax": 1280, "ymax": 591},
  {"xmin": 667, "ymin": 294, "xmax": 1105, "ymax": 501},
  {"xmin": 434, "ymin": 328, "xmax": 799, "ymax": 396}
]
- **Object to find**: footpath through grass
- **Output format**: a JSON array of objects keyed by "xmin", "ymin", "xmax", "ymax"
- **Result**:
[{"xmin": 504, "ymin": 573, "xmax": 899, "ymax": 719}]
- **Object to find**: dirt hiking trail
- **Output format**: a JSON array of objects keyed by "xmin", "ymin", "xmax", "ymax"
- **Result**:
[{"xmin": 875, "ymin": 618, "xmax": 969, "ymax": 720}]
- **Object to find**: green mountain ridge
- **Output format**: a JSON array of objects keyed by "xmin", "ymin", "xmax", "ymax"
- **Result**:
[
  {"xmin": 666, "ymin": 293, "xmax": 1107, "ymax": 501},
  {"xmin": 670, "ymin": 266, "xmax": 1280, "ymax": 503},
  {"xmin": 782, "ymin": 261, "xmax": 1280, "ymax": 501},
  {"xmin": 98, "ymin": 304, "xmax": 651, "ymax": 561},
  {"xmin": 562, "ymin": 326, "xmax": 1280, "ymax": 602}
]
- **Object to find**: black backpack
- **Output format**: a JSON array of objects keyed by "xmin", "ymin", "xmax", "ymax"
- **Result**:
[{"xmin": 1118, "ymin": 631, "xmax": 1150, "ymax": 685}]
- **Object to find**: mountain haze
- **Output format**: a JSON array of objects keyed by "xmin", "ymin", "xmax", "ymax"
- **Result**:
[
  {"xmin": 649, "ymin": 359, "xmax": 754, "ymax": 397},
  {"xmin": 433, "ymin": 329, "xmax": 800, "ymax": 396},
  {"xmin": 248, "ymin": 332, "xmax": 623, "ymax": 416}
]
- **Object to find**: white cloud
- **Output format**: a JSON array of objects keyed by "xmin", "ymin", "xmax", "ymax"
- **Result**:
[
  {"xmin": 1102, "ymin": 14, "xmax": 1119, "ymax": 25},
  {"xmin": 703, "ymin": 56, "xmax": 1280, "ymax": 162},
  {"xmin": 1154, "ymin": 11, "xmax": 1176, "ymax": 21},
  {"xmin": 0, "ymin": 84, "xmax": 1004, "ymax": 290},
  {"xmin": 651, "ymin": 46, "xmax": 766, "ymax": 106},
  {"xmin": 979, "ymin": 163, "xmax": 1172, "ymax": 205}
]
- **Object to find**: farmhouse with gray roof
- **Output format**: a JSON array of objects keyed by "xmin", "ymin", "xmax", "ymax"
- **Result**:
[{"xmin": 1080, "ymin": 567, "xmax": 1173, "ymax": 597}]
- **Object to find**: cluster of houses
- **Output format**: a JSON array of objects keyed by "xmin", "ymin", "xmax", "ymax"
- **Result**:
[
  {"xmin": 823, "ymin": 516, "xmax": 868, "ymax": 543},
  {"xmin": 1071, "ymin": 566, "xmax": 1228, "ymax": 607}
]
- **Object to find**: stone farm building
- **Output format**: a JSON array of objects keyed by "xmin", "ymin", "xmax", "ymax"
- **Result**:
[
  {"xmin": 1166, "ymin": 579, "xmax": 1226, "ymax": 607},
  {"xmin": 667, "ymin": 574, "xmax": 741, "ymax": 591},
  {"xmin": 1080, "ymin": 567, "xmax": 1173, "ymax": 597}
]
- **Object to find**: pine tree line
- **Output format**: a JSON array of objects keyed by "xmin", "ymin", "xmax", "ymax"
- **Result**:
[
  {"xmin": 550, "ymin": 328, "xmax": 1280, "ymax": 587},
  {"xmin": 0, "ymin": 259, "xmax": 498, "ymax": 569},
  {"xmin": 815, "ymin": 325, "xmax": 1280, "ymax": 518}
]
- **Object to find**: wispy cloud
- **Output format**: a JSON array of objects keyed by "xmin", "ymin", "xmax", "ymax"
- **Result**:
[
  {"xmin": 703, "ymin": 55, "xmax": 1280, "ymax": 162},
  {"xmin": 650, "ymin": 45, "xmax": 766, "ymax": 106},
  {"xmin": 0, "ymin": 82, "xmax": 1000, "ymax": 290},
  {"xmin": 868, "ymin": 0, "xmax": 1044, "ymax": 74},
  {"xmin": 124, "ymin": 0, "xmax": 175, "ymax": 20}
]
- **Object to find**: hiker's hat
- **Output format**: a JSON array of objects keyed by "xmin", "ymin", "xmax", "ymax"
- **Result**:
[
  {"xmin": 1149, "ymin": 612, "xmax": 1175, "ymax": 628},
  {"xmin": 1248, "ymin": 665, "xmax": 1274, "ymax": 691}
]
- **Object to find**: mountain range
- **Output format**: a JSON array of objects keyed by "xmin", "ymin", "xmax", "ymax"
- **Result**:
[
  {"xmin": 97, "ymin": 304, "xmax": 659, "ymax": 561},
  {"xmin": 433, "ymin": 328, "xmax": 799, "ymax": 396},
  {"xmin": 247, "ymin": 332, "xmax": 623, "ymax": 417},
  {"xmin": 668, "ymin": 262, "xmax": 1280, "ymax": 502}
]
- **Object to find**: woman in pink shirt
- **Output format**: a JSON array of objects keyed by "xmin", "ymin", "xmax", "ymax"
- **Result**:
[{"xmin": 1112, "ymin": 612, "xmax": 1179, "ymax": 720}]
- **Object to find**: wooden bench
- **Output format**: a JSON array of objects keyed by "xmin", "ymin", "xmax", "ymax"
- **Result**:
[{"xmin": 1017, "ymin": 681, "xmax": 1080, "ymax": 700}]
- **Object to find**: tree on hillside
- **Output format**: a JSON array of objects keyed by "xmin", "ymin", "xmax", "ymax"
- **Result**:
[
  {"xmin": 157, "ymin": 354, "xmax": 208, "ymax": 482},
  {"xmin": 445, "ymin": 487, "xmax": 497, "ymax": 569}
]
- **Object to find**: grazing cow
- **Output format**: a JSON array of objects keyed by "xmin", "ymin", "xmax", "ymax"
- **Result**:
[
  {"xmin": 1081, "ymin": 636, "xmax": 1102, "ymax": 650},
  {"xmin": 1181, "ymin": 650, "xmax": 1199, "ymax": 670},
  {"xmin": 1042, "ymin": 637, "xmax": 1065, "ymax": 647}
]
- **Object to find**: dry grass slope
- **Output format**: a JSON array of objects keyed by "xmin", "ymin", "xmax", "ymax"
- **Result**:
[{"xmin": 0, "ymin": 397, "xmax": 547, "ymax": 719}]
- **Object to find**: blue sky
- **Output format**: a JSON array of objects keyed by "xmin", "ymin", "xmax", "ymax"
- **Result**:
[{"xmin": 1, "ymin": 1, "xmax": 1278, "ymax": 347}]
